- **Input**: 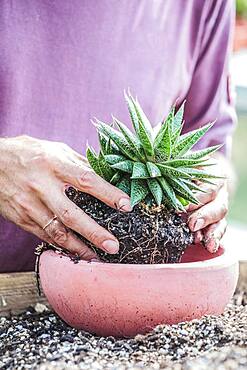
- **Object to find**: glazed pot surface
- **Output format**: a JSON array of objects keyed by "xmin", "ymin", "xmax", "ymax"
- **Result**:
[{"xmin": 39, "ymin": 244, "xmax": 239, "ymax": 337}]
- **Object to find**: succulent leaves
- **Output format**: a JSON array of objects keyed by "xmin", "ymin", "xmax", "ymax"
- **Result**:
[{"xmin": 87, "ymin": 93, "xmax": 221, "ymax": 209}]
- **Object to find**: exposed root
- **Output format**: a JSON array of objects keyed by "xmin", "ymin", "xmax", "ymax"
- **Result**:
[{"xmin": 61, "ymin": 187, "xmax": 193, "ymax": 264}]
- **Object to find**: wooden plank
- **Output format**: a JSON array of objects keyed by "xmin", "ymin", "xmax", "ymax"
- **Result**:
[
  {"xmin": 239, "ymin": 261, "xmax": 247, "ymax": 286},
  {"xmin": 0, "ymin": 271, "xmax": 49, "ymax": 316}
]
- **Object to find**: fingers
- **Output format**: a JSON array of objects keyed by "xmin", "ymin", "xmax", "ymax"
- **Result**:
[
  {"xmin": 203, "ymin": 218, "xmax": 227, "ymax": 253},
  {"xmin": 20, "ymin": 222, "xmax": 55, "ymax": 245},
  {"xmin": 56, "ymin": 161, "xmax": 132, "ymax": 212},
  {"xmin": 43, "ymin": 218, "xmax": 97, "ymax": 261},
  {"xmin": 186, "ymin": 179, "xmax": 224, "ymax": 212},
  {"xmin": 24, "ymin": 198, "xmax": 97, "ymax": 260},
  {"xmin": 45, "ymin": 187, "xmax": 119, "ymax": 254},
  {"xmin": 23, "ymin": 221, "xmax": 97, "ymax": 261},
  {"xmin": 193, "ymin": 230, "xmax": 203, "ymax": 244},
  {"xmin": 28, "ymin": 172, "xmax": 120, "ymax": 256},
  {"xmin": 188, "ymin": 186, "xmax": 228, "ymax": 232}
]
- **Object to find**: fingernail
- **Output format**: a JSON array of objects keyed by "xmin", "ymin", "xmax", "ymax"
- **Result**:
[
  {"xmin": 198, "ymin": 232, "xmax": 203, "ymax": 242},
  {"xmin": 193, "ymin": 218, "xmax": 204, "ymax": 231},
  {"xmin": 119, "ymin": 197, "xmax": 132, "ymax": 212},
  {"xmin": 204, "ymin": 236, "xmax": 219, "ymax": 254},
  {"xmin": 212, "ymin": 239, "xmax": 220, "ymax": 253},
  {"xmin": 102, "ymin": 239, "xmax": 119, "ymax": 254},
  {"xmin": 194, "ymin": 231, "xmax": 203, "ymax": 244},
  {"xmin": 205, "ymin": 239, "xmax": 214, "ymax": 253}
]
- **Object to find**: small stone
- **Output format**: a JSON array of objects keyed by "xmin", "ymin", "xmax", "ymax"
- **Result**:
[{"xmin": 34, "ymin": 303, "xmax": 49, "ymax": 313}]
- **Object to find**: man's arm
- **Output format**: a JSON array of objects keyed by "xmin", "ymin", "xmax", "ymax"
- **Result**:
[{"xmin": 0, "ymin": 136, "xmax": 132, "ymax": 259}]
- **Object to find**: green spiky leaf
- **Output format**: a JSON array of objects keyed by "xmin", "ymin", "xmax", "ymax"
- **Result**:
[
  {"xmin": 129, "ymin": 94, "xmax": 153, "ymax": 137},
  {"xmin": 157, "ymin": 164, "xmax": 191, "ymax": 179},
  {"xmin": 124, "ymin": 91, "xmax": 139, "ymax": 133},
  {"xmin": 182, "ymin": 167, "xmax": 224, "ymax": 180},
  {"xmin": 97, "ymin": 152, "xmax": 115, "ymax": 181},
  {"xmin": 182, "ymin": 179, "xmax": 207, "ymax": 193},
  {"xmin": 147, "ymin": 178, "xmax": 163, "ymax": 206},
  {"xmin": 137, "ymin": 118, "xmax": 154, "ymax": 158},
  {"xmin": 130, "ymin": 179, "xmax": 149, "ymax": 207},
  {"xmin": 105, "ymin": 154, "xmax": 127, "ymax": 165},
  {"xmin": 131, "ymin": 162, "xmax": 150, "ymax": 179},
  {"xmin": 173, "ymin": 101, "xmax": 185, "ymax": 132},
  {"xmin": 113, "ymin": 116, "xmax": 145, "ymax": 161},
  {"xmin": 146, "ymin": 162, "xmax": 162, "ymax": 178},
  {"xmin": 171, "ymin": 124, "xmax": 183, "ymax": 148},
  {"xmin": 98, "ymin": 134, "xmax": 119, "ymax": 156},
  {"xmin": 167, "ymin": 178, "xmax": 200, "ymax": 205},
  {"xmin": 98, "ymin": 133, "xmax": 108, "ymax": 154},
  {"xmin": 95, "ymin": 119, "xmax": 137, "ymax": 160},
  {"xmin": 158, "ymin": 177, "xmax": 179, "ymax": 210},
  {"xmin": 116, "ymin": 176, "xmax": 131, "ymax": 196},
  {"xmin": 154, "ymin": 121, "xmax": 171, "ymax": 161},
  {"xmin": 126, "ymin": 94, "xmax": 154, "ymax": 158},
  {"xmin": 110, "ymin": 172, "xmax": 121, "ymax": 185},
  {"xmin": 88, "ymin": 94, "xmax": 220, "ymax": 208},
  {"xmin": 154, "ymin": 107, "xmax": 174, "ymax": 161},
  {"xmin": 173, "ymin": 122, "xmax": 215, "ymax": 157},
  {"xmin": 164, "ymin": 158, "xmax": 207, "ymax": 168},
  {"xmin": 181, "ymin": 144, "xmax": 223, "ymax": 161},
  {"xmin": 111, "ymin": 160, "xmax": 133, "ymax": 173},
  {"xmin": 86, "ymin": 147, "xmax": 102, "ymax": 177}
]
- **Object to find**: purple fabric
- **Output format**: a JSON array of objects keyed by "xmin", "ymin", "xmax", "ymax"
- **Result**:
[{"xmin": 0, "ymin": 0, "xmax": 236, "ymax": 272}]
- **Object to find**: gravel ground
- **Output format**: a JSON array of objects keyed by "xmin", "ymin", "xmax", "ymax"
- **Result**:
[{"xmin": 0, "ymin": 285, "xmax": 246, "ymax": 370}]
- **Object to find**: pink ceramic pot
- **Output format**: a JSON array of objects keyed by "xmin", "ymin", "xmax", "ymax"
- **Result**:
[{"xmin": 39, "ymin": 244, "xmax": 239, "ymax": 337}]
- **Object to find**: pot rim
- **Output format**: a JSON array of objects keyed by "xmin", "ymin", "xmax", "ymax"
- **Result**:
[{"xmin": 43, "ymin": 244, "xmax": 238, "ymax": 271}]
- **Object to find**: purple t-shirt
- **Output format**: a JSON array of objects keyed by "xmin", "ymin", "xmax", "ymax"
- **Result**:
[{"xmin": 0, "ymin": 0, "xmax": 236, "ymax": 272}]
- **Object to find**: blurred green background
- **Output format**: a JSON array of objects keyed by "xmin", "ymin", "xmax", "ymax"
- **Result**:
[
  {"xmin": 228, "ymin": 2, "xmax": 247, "ymax": 226},
  {"xmin": 229, "ymin": 113, "xmax": 247, "ymax": 224},
  {"xmin": 236, "ymin": 0, "xmax": 247, "ymax": 17}
]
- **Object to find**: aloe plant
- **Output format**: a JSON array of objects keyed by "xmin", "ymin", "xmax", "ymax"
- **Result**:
[{"xmin": 87, "ymin": 92, "xmax": 221, "ymax": 210}]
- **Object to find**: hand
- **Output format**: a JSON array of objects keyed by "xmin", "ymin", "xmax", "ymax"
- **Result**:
[
  {"xmin": 187, "ymin": 155, "xmax": 229, "ymax": 253},
  {"xmin": 0, "ymin": 136, "xmax": 132, "ymax": 260}
]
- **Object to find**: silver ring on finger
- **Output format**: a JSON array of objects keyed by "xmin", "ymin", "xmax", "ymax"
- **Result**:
[{"xmin": 42, "ymin": 215, "xmax": 58, "ymax": 231}]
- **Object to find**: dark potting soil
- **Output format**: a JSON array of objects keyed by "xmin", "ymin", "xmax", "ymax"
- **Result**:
[{"xmin": 64, "ymin": 187, "xmax": 193, "ymax": 264}]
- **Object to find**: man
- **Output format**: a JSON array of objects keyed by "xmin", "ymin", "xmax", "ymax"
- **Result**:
[{"xmin": 0, "ymin": 0, "xmax": 236, "ymax": 272}]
